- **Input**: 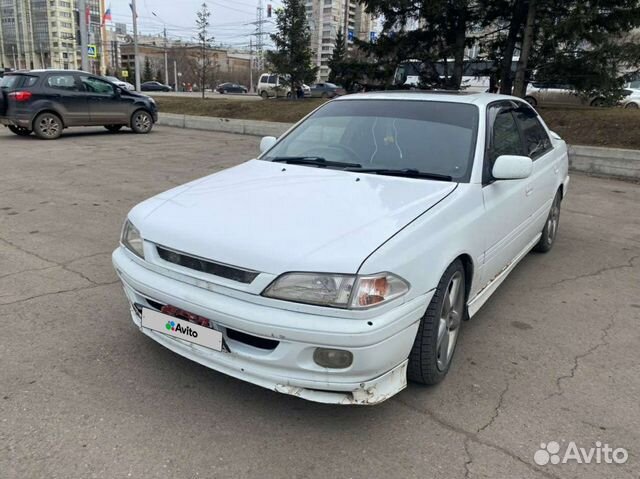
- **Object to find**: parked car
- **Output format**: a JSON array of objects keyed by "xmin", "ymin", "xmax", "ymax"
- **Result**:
[
  {"xmin": 257, "ymin": 73, "xmax": 311, "ymax": 98},
  {"xmin": 524, "ymin": 83, "xmax": 606, "ymax": 107},
  {"xmin": 621, "ymin": 88, "xmax": 640, "ymax": 109},
  {"xmin": 112, "ymin": 91, "xmax": 569, "ymax": 405},
  {"xmin": 216, "ymin": 82, "xmax": 248, "ymax": 94},
  {"xmin": 309, "ymin": 82, "xmax": 346, "ymax": 98},
  {"xmin": 0, "ymin": 70, "xmax": 158, "ymax": 139},
  {"xmin": 104, "ymin": 75, "xmax": 135, "ymax": 91},
  {"xmin": 141, "ymin": 81, "xmax": 172, "ymax": 92}
]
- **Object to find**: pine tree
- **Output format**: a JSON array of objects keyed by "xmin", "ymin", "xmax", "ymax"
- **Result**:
[
  {"xmin": 195, "ymin": 3, "xmax": 214, "ymax": 99},
  {"xmin": 142, "ymin": 57, "xmax": 153, "ymax": 83},
  {"xmin": 266, "ymin": 0, "xmax": 318, "ymax": 99},
  {"xmin": 328, "ymin": 30, "xmax": 346, "ymax": 83}
]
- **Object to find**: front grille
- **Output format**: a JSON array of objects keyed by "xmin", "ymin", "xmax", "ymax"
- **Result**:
[{"xmin": 156, "ymin": 245, "xmax": 259, "ymax": 284}]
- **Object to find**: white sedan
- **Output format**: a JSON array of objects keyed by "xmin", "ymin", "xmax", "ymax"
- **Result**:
[{"xmin": 112, "ymin": 92, "xmax": 569, "ymax": 405}]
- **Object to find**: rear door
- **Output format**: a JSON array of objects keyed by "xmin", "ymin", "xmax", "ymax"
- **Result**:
[
  {"xmin": 481, "ymin": 102, "xmax": 535, "ymax": 288},
  {"xmin": 79, "ymin": 75, "xmax": 128, "ymax": 125},
  {"xmin": 43, "ymin": 73, "xmax": 89, "ymax": 126}
]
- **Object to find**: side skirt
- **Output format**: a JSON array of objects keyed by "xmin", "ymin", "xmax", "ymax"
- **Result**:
[{"xmin": 467, "ymin": 233, "xmax": 542, "ymax": 318}]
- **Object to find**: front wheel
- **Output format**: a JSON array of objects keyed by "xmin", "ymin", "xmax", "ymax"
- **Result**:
[
  {"xmin": 260, "ymin": 90, "xmax": 269, "ymax": 99},
  {"xmin": 130, "ymin": 110, "xmax": 153, "ymax": 134},
  {"xmin": 625, "ymin": 102, "xmax": 639, "ymax": 109},
  {"xmin": 534, "ymin": 191, "xmax": 562, "ymax": 253},
  {"xmin": 8, "ymin": 125, "xmax": 32, "ymax": 136},
  {"xmin": 590, "ymin": 97, "xmax": 606, "ymax": 107},
  {"xmin": 408, "ymin": 259, "xmax": 466, "ymax": 385},
  {"xmin": 524, "ymin": 96, "xmax": 537, "ymax": 107},
  {"xmin": 104, "ymin": 125, "xmax": 123, "ymax": 132},
  {"xmin": 33, "ymin": 112, "xmax": 63, "ymax": 140}
]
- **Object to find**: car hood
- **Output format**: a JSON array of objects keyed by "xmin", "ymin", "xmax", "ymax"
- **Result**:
[{"xmin": 130, "ymin": 160, "xmax": 457, "ymax": 275}]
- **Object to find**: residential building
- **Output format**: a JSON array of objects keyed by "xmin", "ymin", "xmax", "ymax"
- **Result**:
[
  {"xmin": 0, "ymin": 0, "xmax": 108, "ymax": 73},
  {"xmin": 305, "ymin": 0, "xmax": 376, "ymax": 81}
]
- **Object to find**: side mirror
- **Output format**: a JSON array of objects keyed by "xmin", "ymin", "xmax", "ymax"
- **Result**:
[
  {"xmin": 114, "ymin": 87, "xmax": 121, "ymax": 98},
  {"xmin": 260, "ymin": 136, "xmax": 277, "ymax": 153},
  {"xmin": 492, "ymin": 155, "xmax": 533, "ymax": 180}
]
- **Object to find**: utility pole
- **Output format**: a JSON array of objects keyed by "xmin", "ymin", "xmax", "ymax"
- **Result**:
[
  {"xmin": 12, "ymin": 45, "xmax": 18, "ymax": 70},
  {"xmin": 78, "ymin": 0, "xmax": 89, "ymax": 71},
  {"xmin": 249, "ymin": 37, "xmax": 254, "ymax": 93},
  {"xmin": 131, "ymin": 0, "xmax": 141, "ymax": 91},
  {"xmin": 173, "ymin": 60, "xmax": 178, "ymax": 92},
  {"xmin": 152, "ymin": 12, "xmax": 169, "ymax": 86},
  {"xmin": 255, "ymin": 0, "xmax": 264, "ymax": 72},
  {"xmin": 39, "ymin": 43, "xmax": 45, "ymax": 69}
]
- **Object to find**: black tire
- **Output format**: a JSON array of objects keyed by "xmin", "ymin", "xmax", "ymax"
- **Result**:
[
  {"xmin": 33, "ymin": 112, "xmax": 63, "ymax": 140},
  {"xmin": 260, "ymin": 90, "xmax": 269, "ymax": 99},
  {"xmin": 8, "ymin": 125, "xmax": 32, "ymax": 136},
  {"xmin": 590, "ymin": 97, "xmax": 606, "ymax": 107},
  {"xmin": 625, "ymin": 102, "xmax": 639, "ymax": 109},
  {"xmin": 525, "ymin": 96, "xmax": 537, "ymax": 107},
  {"xmin": 104, "ymin": 125, "xmax": 124, "ymax": 132},
  {"xmin": 321, "ymin": 92, "xmax": 329, "ymax": 99},
  {"xmin": 534, "ymin": 190, "xmax": 562, "ymax": 253},
  {"xmin": 408, "ymin": 259, "xmax": 466, "ymax": 385},
  {"xmin": 130, "ymin": 110, "xmax": 153, "ymax": 134}
]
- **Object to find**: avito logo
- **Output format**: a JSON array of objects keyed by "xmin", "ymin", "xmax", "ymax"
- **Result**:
[{"xmin": 165, "ymin": 320, "xmax": 199, "ymax": 338}]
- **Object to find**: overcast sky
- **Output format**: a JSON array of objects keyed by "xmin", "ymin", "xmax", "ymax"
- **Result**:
[{"xmin": 107, "ymin": 0, "xmax": 284, "ymax": 49}]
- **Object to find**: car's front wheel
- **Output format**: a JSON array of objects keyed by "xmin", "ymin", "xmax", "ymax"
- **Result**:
[
  {"xmin": 8, "ymin": 125, "xmax": 32, "ymax": 136},
  {"xmin": 104, "ymin": 125, "xmax": 124, "ymax": 132},
  {"xmin": 130, "ymin": 110, "xmax": 153, "ymax": 134},
  {"xmin": 260, "ymin": 91, "xmax": 269, "ymax": 99},
  {"xmin": 408, "ymin": 259, "xmax": 466, "ymax": 385},
  {"xmin": 33, "ymin": 112, "xmax": 63, "ymax": 140},
  {"xmin": 534, "ymin": 190, "xmax": 562, "ymax": 253}
]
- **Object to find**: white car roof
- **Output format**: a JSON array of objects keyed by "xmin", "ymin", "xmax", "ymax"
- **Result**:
[{"xmin": 336, "ymin": 91, "xmax": 521, "ymax": 107}]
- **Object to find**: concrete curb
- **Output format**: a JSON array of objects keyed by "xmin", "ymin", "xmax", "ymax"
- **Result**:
[
  {"xmin": 157, "ymin": 113, "xmax": 292, "ymax": 137},
  {"xmin": 568, "ymin": 145, "xmax": 640, "ymax": 180},
  {"xmin": 157, "ymin": 113, "xmax": 640, "ymax": 180}
]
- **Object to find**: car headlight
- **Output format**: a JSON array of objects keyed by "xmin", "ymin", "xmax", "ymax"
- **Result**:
[
  {"xmin": 262, "ymin": 272, "xmax": 409, "ymax": 309},
  {"xmin": 121, "ymin": 219, "xmax": 144, "ymax": 259}
]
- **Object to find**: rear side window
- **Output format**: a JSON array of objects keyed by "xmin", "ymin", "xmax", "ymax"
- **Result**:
[
  {"xmin": 23, "ymin": 76, "xmax": 38, "ymax": 87},
  {"xmin": 0, "ymin": 75, "xmax": 23, "ymax": 89},
  {"xmin": 513, "ymin": 107, "xmax": 552, "ymax": 159},
  {"xmin": 47, "ymin": 74, "xmax": 79, "ymax": 91}
]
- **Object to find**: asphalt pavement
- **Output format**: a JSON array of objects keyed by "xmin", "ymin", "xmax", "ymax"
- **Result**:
[{"xmin": 1, "ymin": 125, "xmax": 638, "ymax": 479}]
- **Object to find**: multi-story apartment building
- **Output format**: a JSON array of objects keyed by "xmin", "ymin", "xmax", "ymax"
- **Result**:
[
  {"xmin": 305, "ymin": 0, "xmax": 375, "ymax": 81},
  {"xmin": 0, "ymin": 0, "xmax": 107, "ymax": 73}
]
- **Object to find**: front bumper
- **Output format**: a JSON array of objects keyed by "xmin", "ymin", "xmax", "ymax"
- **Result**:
[{"xmin": 112, "ymin": 247, "xmax": 429, "ymax": 405}]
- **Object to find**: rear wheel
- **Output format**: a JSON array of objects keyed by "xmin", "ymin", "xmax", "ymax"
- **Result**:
[
  {"xmin": 8, "ymin": 125, "xmax": 32, "ymax": 136},
  {"xmin": 408, "ymin": 259, "xmax": 466, "ymax": 385},
  {"xmin": 590, "ymin": 97, "xmax": 606, "ymax": 107},
  {"xmin": 104, "ymin": 125, "xmax": 123, "ymax": 132},
  {"xmin": 534, "ymin": 191, "xmax": 562, "ymax": 253},
  {"xmin": 625, "ymin": 102, "xmax": 639, "ymax": 109},
  {"xmin": 33, "ymin": 112, "xmax": 63, "ymax": 140},
  {"xmin": 130, "ymin": 110, "xmax": 153, "ymax": 134}
]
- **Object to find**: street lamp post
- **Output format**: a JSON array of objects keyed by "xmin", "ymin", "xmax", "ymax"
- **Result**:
[{"xmin": 152, "ymin": 12, "xmax": 169, "ymax": 86}]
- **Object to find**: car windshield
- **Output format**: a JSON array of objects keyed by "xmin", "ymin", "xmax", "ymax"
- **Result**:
[{"xmin": 262, "ymin": 99, "xmax": 479, "ymax": 182}]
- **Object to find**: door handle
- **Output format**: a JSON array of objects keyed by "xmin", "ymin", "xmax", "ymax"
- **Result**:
[{"xmin": 525, "ymin": 185, "xmax": 534, "ymax": 196}]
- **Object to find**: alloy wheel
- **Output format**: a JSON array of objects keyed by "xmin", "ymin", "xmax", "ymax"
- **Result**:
[
  {"xmin": 436, "ymin": 271, "xmax": 465, "ymax": 371},
  {"xmin": 134, "ymin": 112, "xmax": 151, "ymax": 132},
  {"xmin": 546, "ymin": 197, "xmax": 560, "ymax": 244},
  {"xmin": 39, "ymin": 115, "xmax": 60, "ymax": 138}
]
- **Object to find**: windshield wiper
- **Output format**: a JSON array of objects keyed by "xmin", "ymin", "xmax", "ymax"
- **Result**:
[
  {"xmin": 346, "ymin": 168, "xmax": 453, "ymax": 181},
  {"xmin": 270, "ymin": 157, "xmax": 362, "ymax": 169}
]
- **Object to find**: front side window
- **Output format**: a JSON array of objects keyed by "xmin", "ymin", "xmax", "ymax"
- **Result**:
[
  {"xmin": 513, "ymin": 107, "xmax": 552, "ymax": 159},
  {"xmin": 490, "ymin": 109, "xmax": 524, "ymax": 161},
  {"xmin": 268, "ymin": 75, "xmax": 277, "ymax": 84},
  {"xmin": 46, "ymin": 74, "xmax": 79, "ymax": 91},
  {"xmin": 262, "ymin": 100, "xmax": 479, "ymax": 182},
  {"xmin": 80, "ymin": 76, "xmax": 115, "ymax": 94}
]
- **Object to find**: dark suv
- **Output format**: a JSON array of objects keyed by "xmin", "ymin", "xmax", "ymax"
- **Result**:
[{"xmin": 0, "ymin": 70, "xmax": 158, "ymax": 139}]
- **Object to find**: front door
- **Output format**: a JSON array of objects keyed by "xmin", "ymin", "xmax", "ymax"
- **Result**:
[
  {"xmin": 480, "ymin": 102, "xmax": 534, "ymax": 288},
  {"xmin": 79, "ymin": 75, "xmax": 128, "ymax": 125}
]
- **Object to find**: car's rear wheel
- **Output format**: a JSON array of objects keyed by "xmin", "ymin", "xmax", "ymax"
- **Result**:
[
  {"xmin": 524, "ymin": 96, "xmax": 537, "ymax": 107},
  {"xmin": 408, "ymin": 259, "xmax": 466, "ymax": 385},
  {"xmin": 104, "ymin": 125, "xmax": 124, "ymax": 132},
  {"xmin": 8, "ymin": 125, "xmax": 32, "ymax": 136},
  {"xmin": 625, "ymin": 102, "xmax": 639, "ymax": 109},
  {"xmin": 590, "ymin": 97, "xmax": 606, "ymax": 107},
  {"xmin": 33, "ymin": 112, "xmax": 63, "ymax": 140},
  {"xmin": 534, "ymin": 190, "xmax": 562, "ymax": 253},
  {"xmin": 130, "ymin": 110, "xmax": 153, "ymax": 134}
]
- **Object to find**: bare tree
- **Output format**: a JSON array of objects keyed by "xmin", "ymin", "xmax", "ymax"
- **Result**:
[{"xmin": 195, "ymin": 3, "xmax": 214, "ymax": 99}]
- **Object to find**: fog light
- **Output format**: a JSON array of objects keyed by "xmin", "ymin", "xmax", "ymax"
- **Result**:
[{"xmin": 313, "ymin": 348, "xmax": 353, "ymax": 369}]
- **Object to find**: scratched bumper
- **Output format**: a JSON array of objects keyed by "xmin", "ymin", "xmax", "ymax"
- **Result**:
[{"xmin": 112, "ymin": 247, "xmax": 428, "ymax": 405}]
